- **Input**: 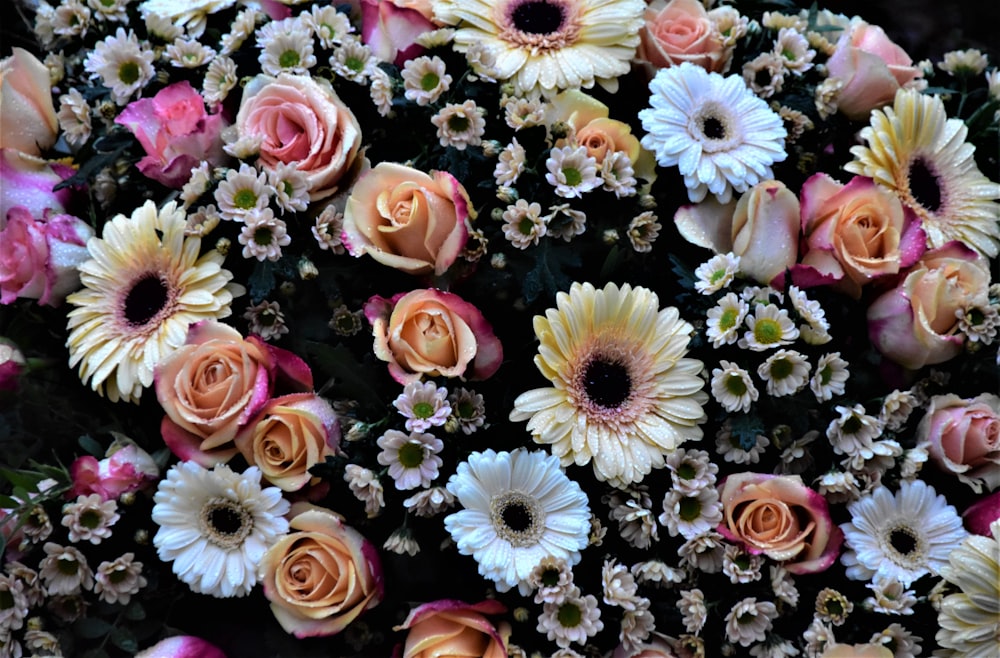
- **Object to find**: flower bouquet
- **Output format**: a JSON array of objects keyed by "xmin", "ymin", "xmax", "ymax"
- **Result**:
[{"xmin": 1, "ymin": 0, "xmax": 998, "ymax": 656}]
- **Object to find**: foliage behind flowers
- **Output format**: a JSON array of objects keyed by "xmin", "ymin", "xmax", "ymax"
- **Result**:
[{"xmin": 1, "ymin": 0, "xmax": 999, "ymax": 656}]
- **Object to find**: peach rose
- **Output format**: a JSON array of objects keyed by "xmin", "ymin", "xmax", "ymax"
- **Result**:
[
  {"xmin": 826, "ymin": 20, "xmax": 923, "ymax": 121},
  {"xmin": 718, "ymin": 472, "xmax": 842, "ymax": 574},
  {"xmin": 235, "ymin": 73, "xmax": 362, "ymax": 201},
  {"xmin": 819, "ymin": 644, "xmax": 892, "ymax": 658},
  {"xmin": 343, "ymin": 162, "xmax": 474, "ymax": 276},
  {"xmin": 638, "ymin": 0, "xmax": 728, "ymax": 72},
  {"xmin": 919, "ymin": 393, "xmax": 1000, "ymax": 493},
  {"xmin": 395, "ymin": 599, "xmax": 510, "ymax": 658},
  {"xmin": 867, "ymin": 242, "xmax": 990, "ymax": 370},
  {"xmin": 794, "ymin": 174, "xmax": 926, "ymax": 297},
  {"xmin": 364, "ymin": 288, "xmax": 502, "ymax": 385},
  {"xmin": 260, "ymin": 503, "xmax": 383, "ymax": 638},
  {"xmin": 0, "ymin": 48, "xmax": 58, "ymax": 156},
  {"xmin": 234, "ymin": 392, "xmax": 341, "ymax": 492},
  {"xmin": 155, "ymin": 321, "xmax": 313, "ymax": 466},
  {"xmin": 674, "ymin": 180, "xmax": 799, "ymax": 285}
]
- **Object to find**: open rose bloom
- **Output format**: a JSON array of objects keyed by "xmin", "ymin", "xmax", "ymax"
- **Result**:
[
  {"xmin": 343, "ymin": 162, "xmax": 475, "ymax": 276},
  {"xmin": 637, "ymin": 0, "xmax": 729, "ymax": 73},
  {"xmin": 0, "ymin": 48, "xmax": 59, "ymax": 157},
  {"xmin": 260, "ymin": 503, "xmax": 383, "ymax": 638},
  {"xmin": 364, "ymin": 288, "xmax": 503, "ymax": 384},
  {"xmin": 394, "ymin": 599, "xmax": 510, "ymax": 658},
  {"xmin": 919, "ymin": 393, "xmax": 1000, "ymax": 492},
  {"xmin": 360, "ymin": 0, "xmax": 437, "ymax": 65},
  {"xmin": 718, "ymin": 472, "xmax": 842, "ymax": 574}
]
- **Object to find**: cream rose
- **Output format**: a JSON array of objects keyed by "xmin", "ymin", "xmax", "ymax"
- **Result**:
[
  {"xmin": 919, "ymin": 393, "xmax": 1000, "ymax": 493},
  {"xmin": 260, "ymin": 504, "xmax": 383, "ymax": 638},
  {"xmin": 154, "ymin": 320, "xmax": 313, "ymax": 466},
  {"xmin": 719, "ymin": 472, "xmax": 842, "ymax": 574},
  {"xmin": 819, "ymin": 644, "xmax": 892, "ymax": 658},
  {"xmin": 342, "ymin": 162, "xmax": 475, "ymax": 275},
  {"xmin": 234, "ymin": 392, "xmax": 341, "ymax": 492},
  {"xmin": 0, "ymin": 48, "xmax": 59, "ymax": 156},
  {"xmin": 235, "ymin": 73, "xmax": 362, "ymax": 201},
  {"xmin": 638, "ymin": 0, "xmax": 728, "ymax": 72},
  {"xmin": 364, "ymin": 288, "xmax": 503, "ymax": 385},
  {"xmin": 674, "ymin": 180, "xmax": 800, "ymax": 285},
  {"xmin": 867, "ymin": 242, "xmax": 991, "ymax": 370},
  {"xmin": 795, "ymin": 174, "xmax": 926, "ymax": 297},
  {"xmin": 395, "ymin": 599, "xmax": 510, "ymax": 658}
]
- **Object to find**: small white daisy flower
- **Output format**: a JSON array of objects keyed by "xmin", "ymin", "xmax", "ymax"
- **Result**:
[
  {"xmin": 267, "ymin": 162, "xmax": 310, "ymax": 214},
  {"xmin": 545, "ymin": 145, "xmax": 601, "ymax": 198},
  {"xmin": 402, "ymin": 55, "xmax": 452, "ymax": 105},
  {"xmin": 600, "ymin": 150, "xmax": 637, "ymax": 198},
  {"xmin": 495, "ymin": 138, "xmax": 526, "ymax": 186},
  {"xmin": 659, "ymin": 488, "xmax": 723, "ymax": 539},
  {"xmin": 377, "ymin": 429, "xmax": 444, "ymax": 490},
  {"xmin": 312, "ymin": 205, "xmax": 346, "ymax": 253},
  {"xmin": 811, "ymin": 352, "xmax": 850, "ymax": 401},
  {"xmin": 626, "ymin": 211, "xmax": 662, "ymax": 253},
  {"xmin": 773, "ymin": 27, "xmax": 815, "ymax": 75},
  {"xmin": 259, "ymin": 25, "xmax": 317, "ymax": 76},
  {"xmin": 706, "ymin": 292, "xmax": 749, "ymax": 347},
  {"xmin": 94, "ymin": 553, "xmax": 146, "ymax": 605},
  {"xmin": 215, "ymin": 163, "xmax": 270, "ymax": 220},
  {"xmin": 393, "ymin": 381, "xmax": 452, "ymax": 432},
  {"xmin": 304, "ymin": 5, "xmax": 353, "ymax": 48},
  {"xmin": 242, "ymin": 300, "xmax": 289, "ymax": 341},
  {"xmin": 724, "ymin": 597, "xmax": 778, "ymax": 647},
  {"xmin": 57, "ymin": 88, "xmax": 92, "ymax": 148},
  {"xmin": 330, "ymin": 37, "xmax": 374, "ymax": 82},
  {"xmin": 431, "ymin": 100, "xmax": 486, "ymax": 150},
  {"xmin": 711, "ymin": 360, "xmax": 759, "ymax": 412},
  {"xmin": 447, "ymin": 387, "xmax": 487, "ymax": 434},
  {"xmin": 83, "ymin": 27, "xmax": 156, "ymax": 105},
  {"xmin": 665, "ymin": 448, "xmax": 718, "ymax": 495},
  {"xmin": 546, "ymin": 203, "xmax": 587, "ymax": 242},
  {"xmin": 757, "ymin": 349, "xmax": 810, "ymax": 396},
  {"xmin": 238, "ymin": 208, "xmax": 291, "ymax": 262},
  {"xmin": 61, "ymin": 494, "xmax": 120, "ymax": 545},
  {"xmin": 827, "ymin": 404, "xmax": 883, "ymax": 459},
  {"xmin": 739, "ymin": 303, "xmax": 799, "ymax": 351},
  {"xmin": 537, "ymin": 587, "xmax": 604, "ymax": 649},
  {"xmin": 716, "ymin": 423, "xmax": 770, "ymax": 464},
  {"xmin": 695, "ymin": 252, "xmax": 741, "ymax": 295},
  {"xmin": 39, "ymin": 543, "xmax": 93, "ymax": 596},
  {"xmin": 164, "ymin": 38, "xmax": 216, "ymax": 68},
  {"xmin": 203, "ymin": 55, "xmax": 238, "ymax": 107},
  {"xmin": 502, "ymin": 199, "xmax": 547, "ymax": 249}
]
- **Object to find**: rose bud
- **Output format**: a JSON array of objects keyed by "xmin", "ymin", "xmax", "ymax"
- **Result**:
[
  {"xmin": 0, "ymin": 48, "xmax": 59, "ymax": 157},
  {"xmin": 69, "ymin": 434, "xmax": 159, "ymax": 501},
  {"xmin": 394, "ymin": 599, "xmax": 510, "ymax": 658},
  {"xmin": 0, "ymin": 337, "xmax": 26, "ymax": 392}
]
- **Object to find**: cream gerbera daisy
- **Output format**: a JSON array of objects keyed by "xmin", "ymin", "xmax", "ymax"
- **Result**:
[
  {"xmin": 510, "ymin": 282, "xmax": 708, "ymax": 488},
  {"xmin": 639, "ymin": 62, "xmax": 787, "ymax": 203},
  {"xmin": 840, "ymin": 479, "xmax": 967, "ymax": 587},
  {"xmin": 444, "ymin": 448, "xmax": 591, "ymax": 595},
  {"xmin": 845, "ymin": 88, "xmax": 1000, "ymax": 257},
  {"xmin": 935, "ymin": 523, "xmax": 1000, "ymax": 657},
  {"xmin": 151, "ymin": 462, "xmax": 290, "ymax": 598},
  {"xmin": 65, "ymin": 201, "xmax": 241, "ymax": 403},
  {"xmin": 433, "ymin": 0, "xmax": 645, "ymax": 95}
]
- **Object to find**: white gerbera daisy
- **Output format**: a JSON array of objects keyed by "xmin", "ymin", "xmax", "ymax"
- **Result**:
[
  {"xmin": 152, "ymin": 462, "xmax": 290, "ymax": 598},
  {"xmin": 434, "ymin": 0, "xmax": 645, "ymax": 95},
  {"xmin": 840, "ymin": 479, "xmax": 967, "ymax": 587},
  {"xmin": 639, "ymin": 62, "xmax": 787, "ymax": 203},
  {"xmin": 444, "ymin": 449, "xmax": 591, "ymax": 595}
]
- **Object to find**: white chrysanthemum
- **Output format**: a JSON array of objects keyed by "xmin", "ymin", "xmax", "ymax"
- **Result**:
[
  {"xmin": 659, "ymin": 488, "xmax": 723, "ymax": 539},
  {"xmin": 840, "ymin": 479, "xmax": 967, "ymax": 587},
  {"xmin": 402, "ymin": 55, "xmax": 452, "ymax": 106},
  {"xmin": 152, "ymin": 462, "xmax": 290, "ymax": 598},
  {"xmin": 546, "ymin": 144, "xmax": 601, "ymax": 198},
  {"xmin": 739, "ymin": 303, "xmax": 799, "ymax": 351},
  {"xmin": 811, "ymin": 352, "xmax": 849, "ymax": 402},
  {"xmin": 258, "ymin": 25, "xmax": 316, "ymax": 76},
  {"xmin": 444, "ymin": 449, "xmax": 591, "ymax": 595},
  {"xmin": 164, "ymin": 38, "xmax": 216, "ymax": 68},
  {"xmin": 495, "ymin": 137, "xmax": 526, "ymax": 186},
  {"xmin": 639, "ymin": 62, "xmax": 787, "ymax": 203},
  {"xmin": 238, "ymin": 208, "xmax": 290, "ymax": 262},
  {"xmin": 330, "ymin": 37, "xmax": 375, "ymax": 82},
  {"xmin": 502, "ymin": 199, "xmax": 547, "ymax": 249},
  {"xmin": 202, "ymin": 55, "xmax": 238, "ymax": 107},
  {"xmin": 82, "ymin": 27, "xmax": 156, "ymax": 105},
  {"xmin": 710, "ymin": 360, "xmax": 758, "ymax": 412},
  {"xmin": 757, "ymin": 349, "xmax": 809, "ymax": 396},
  {"xmin": 431, "ymin": 100, "xmax": 487, "ymax": 151},
  {"xmin": 694, "ymin": 252, "xmax": 740, "ymax": 295},
  {"xmin": 434, "ymin": 0, "xmax": 645, "ymax": 95},
  {"xmin": 304, "ymin": 5, "xmax": 353, "ymax": 49},
  {"xmin": 138, "ymin": 0, "xmax": 237, "ymax": 38},
  {"xmin": 537, "ymin": 587, "xmax": 604, "ymax": 649},
  {"xmin": 724, "ymin": 597, "xmax": 778, "ymax": 647},
  {"xmin": 665, "ymin": 448, "xmax": 718, "ymax": 495},
  {"xmin": 601, "ymin": 151, "xmax": 637, "ymax": 198},
  {"xmin": 376, "ymin": 429, "xmax": 444, "ymax": 491},
  {"xmin": 706, "ymin": 292, "xmax": 748, "ymax": 347}
]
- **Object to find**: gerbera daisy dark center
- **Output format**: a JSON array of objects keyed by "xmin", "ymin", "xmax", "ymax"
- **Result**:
[
  {"xmin": 490, "ymin": 491, "xmax": 545, "ymax": 547},
  {"xmin": 201, "ymin": 498, "xmax": 254, "ymax": 549},
  {"xmin": 701, "ymin": 116, "xmax": 726, "ymax": 140},
  {"xmin": 511, "ymin": 0, "xmax": 565, "ymax": 35},
  {"xmin": 582, "ymin": 359, "xmax": 631, "ymax": 409},
  {"xmin": 908, "ymin": 156, "xmax": 942, "ymax": 212},
  {"xmin": 888, "ymin": 527, "xmax": 918, "ymax": 556},
  {"xmin": 123, "ymin": 274, "xmax": 170, "ymax": 327}
]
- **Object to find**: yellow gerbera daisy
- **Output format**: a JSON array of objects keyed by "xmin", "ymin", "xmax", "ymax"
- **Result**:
[
  {"xmin": 66, "ymin": 200, "xmax": 241, "ymax": 403},
  {"xmin": 433, "ymin": 0, "xmax": 645, "ymax": 95},
  {"xmin": 510, "ymin": 281, "xmax": 708, "ymax": 488},
  {"xmin": 845, "ymin": 88, "xmax": 1000, "ymax": 257}
]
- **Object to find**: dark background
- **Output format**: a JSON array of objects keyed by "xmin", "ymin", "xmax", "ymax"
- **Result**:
[{"xmin": 2, "ymin": 1, "xmax": 999, "ymax": 64}]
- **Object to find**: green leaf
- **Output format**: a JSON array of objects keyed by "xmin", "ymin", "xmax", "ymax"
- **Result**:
[
  {"xmin": 110, "ymin": 627, "xmax": 139, "ymax": 653},
  {"xmin": 248, "ymin": 261, "xmax": 277, "ymax": 304},
  {"xmin": 73, "ymin": 617, "xmax": 113, "ymax": 639},
  {"xmin": 124, "ymin": 601, "xmax": 146, "ymax": 621},
  {"xmin": 78, "ymin": 434, "xmax": 105, "ymax": 457},
  {"xmin": 0, "ymin": 467, "xmax": 42, "ymax": 491}
]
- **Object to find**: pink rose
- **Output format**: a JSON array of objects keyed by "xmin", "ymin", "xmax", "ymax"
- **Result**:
[
  {"xmin": 155, "ymin": 320, "xmax": 313, "ymax": 467},
  {"xmin": 674, "ymin": 180, "xmax": 799, "ymax": 285},
  {"xmin": 235, "ymin": 73, "xmax": 362, "ymax": 201},
  {"xmin": 638, "ymin": 0, "xmax": 728, "ymax": 72},
  {"xmin": 260, "ymin": 503, "xmax": 383, "ymax": 638},
  {"xmin": 963, "ymin": 491, "xmax": 1000, "ymax": 536},
  {"xmin": 394, "ymin": 600, "xmax": 509, "ymax": 658},
  {"xmin": 718, "ymin": 472, "xmax": 842, "ymax": 574},
  {"xmin": 343, "ymin": 162, "xmax": 474, "ymax": 276},
  {"xmin": 867, "ymin": 242, "xmax": 990, "ymax": 370},
  {"xmin": 234, "ymin": 392, "xmax": 341, "ymax": 492},
  {"xmin": 364, "ymin": 289, "xmax": 502, "ymax": 385},
  {"xmin": 0, "ymin": 206, "xmax": 93, "ymax": 307},
  {"xmin": 115, "ymin": 81, "xmax": 228, "ymax": 189},
  {"xmin": 826, "ymin": 20, "xmax": 923, "ymax": 121},
  {"xmin": 0, "ymin": 48, "xmax": 59, "ymax": 156},
  {"xmin": 793, "ymin": 174, "xmax": 925, "ymax": 297},
  {"xmin": 919, "ymin": 394, "xmax": 1000, "ymax": 493},
  {"xmin": 360, "ymin": 0, "xmax": 437, "ymax": 66},
  {"xmin": 69, "ymin": 436, "xmax": 160, "ymax": 501},
  {"xmin": 0, "ymin": 149, "xmax": 77, "ymax": 222},
  {"xmin": 611, "ymin": 634, "xmax": 678, "ymax": 658},
  {"xmin": 0, "ymin": 338, "xmax": 25, "ymax": 392},
  {"xmin": 135, "ymin": 636, "xmax": 226, "ymax": 658}
]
